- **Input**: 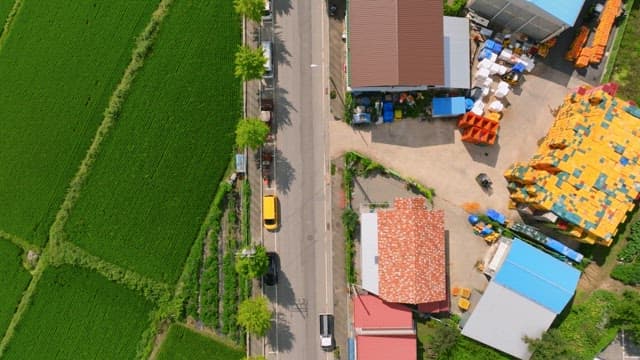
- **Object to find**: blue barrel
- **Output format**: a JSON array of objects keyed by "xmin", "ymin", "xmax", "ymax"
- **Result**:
[{"xmin": 468, "ymin": 215, "xmax": 479, "ymax": 225}]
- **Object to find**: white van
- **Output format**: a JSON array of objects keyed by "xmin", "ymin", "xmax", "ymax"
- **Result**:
[
  {"xmin": 319, "ymin": 314, "xmax": 334, "ymax": 351},
  {"xmin": 261, "ymin": 41, "xmax": 273, "ymax": 76}
]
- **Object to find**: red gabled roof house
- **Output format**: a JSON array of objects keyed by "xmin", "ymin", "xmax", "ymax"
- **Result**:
[
  {"xmin": 354, "ymin": 294, "xmax": 417, "ymax": 360},
  {"xmin": 360, "ymin": 197, "xmax": 448, "ymax": 312}
]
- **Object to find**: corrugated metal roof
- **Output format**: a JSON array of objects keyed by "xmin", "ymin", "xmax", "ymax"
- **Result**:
[
  {"xmin": 360, "ymin": 212, "xmax": 379, "ymax": 295},
  {"xmin": 443, "ymin": 16, "xmax": 470, "ymax": 89},
  {"xmin": 348, "ymin": 0, "xmax": 444, "ymax": 88},
  {"xmin": 529, "ymin": 0, "xmax": 586, "ymax": 26},
  {"xmin": 353, "ymin": 294, "xmax": 413, "ymax": 330},
  {"xmin": 461, "ymin": 282, "xmax": 556, "ymax": 360},
  {"xmin": 356, "ymin": 335, "xmax": 417, "ymax": 360},
  {"xmin": 494, "ymin": 239, "xmax": 580, "ymax": 314}
]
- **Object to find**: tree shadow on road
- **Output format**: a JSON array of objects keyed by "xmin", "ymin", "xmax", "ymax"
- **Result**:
[
  {"xmin": 274, "ymin": 87, "xmax": 294, "ymax": 131},
  {"xmin": 274, "ymin": 0, "xmax": 292, "ymax": 16},
  {"xmin": 268, "ymin": 311, "xmax": 295, "ymax": 353},
  {"xmin": 274, "ymin": 148, "xmax": 295, "ymax": 194},
  {"xmin": 265, "ymin": 268, "xmax": 296, "ymax": 309},
  {"xmin": 272, "ymin": 26, "xmax": 292, "ymax": 68}
]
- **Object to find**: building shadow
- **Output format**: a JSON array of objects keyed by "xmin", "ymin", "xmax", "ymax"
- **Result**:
[{"xmin": 371, "ymin": 119, "xmax": 456, "ymax": 147}]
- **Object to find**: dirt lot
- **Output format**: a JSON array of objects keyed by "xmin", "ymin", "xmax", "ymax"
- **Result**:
[{"xmin": 329, "ymin": 61, "xmax": 590, "ymax": 313}]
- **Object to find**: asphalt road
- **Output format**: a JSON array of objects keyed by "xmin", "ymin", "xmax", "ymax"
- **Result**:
[{"xmin": 263, "ymin": 0, "xmax": 333, "ymax": 359}]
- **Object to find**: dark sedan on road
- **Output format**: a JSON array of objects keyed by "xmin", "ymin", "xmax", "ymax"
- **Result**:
[{"xmin": 264, "ymin": 252, "xmax": 279, "ymax": 286}]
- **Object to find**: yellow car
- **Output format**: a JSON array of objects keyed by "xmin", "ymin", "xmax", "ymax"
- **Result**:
[{"xmin": 262, "ymin": 195, "xmax": 279, "ymax": 231}]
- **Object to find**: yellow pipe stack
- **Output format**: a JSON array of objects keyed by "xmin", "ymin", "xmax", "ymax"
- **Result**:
[{"xmin": 504, "ymin": 84, "xmax": 640, "ymax": 246}]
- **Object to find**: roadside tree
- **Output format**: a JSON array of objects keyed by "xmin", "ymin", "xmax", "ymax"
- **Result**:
[
  {"xmin": 235, "ymin": 117, "xmax": 270, "ymax": 150},
  {"xmin": 237, "ymin": 296, "xmax": 272, "ymax": 337},
  {"xmin": 235, "ymin": 245, "xmax": 269, "ymax": 278},
  {"xmin": 233, "ymin": 0, "xmax": 265, "ymax": 23},
  {"xmin": 234, "ymin": 45, "xmax": 266, "ymax": 81}
]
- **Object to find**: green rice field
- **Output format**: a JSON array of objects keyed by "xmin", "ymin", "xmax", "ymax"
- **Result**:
[
  {"xmin": 2, "ymin": 265, "xmax": 153, "ymax": 359},
  {"xmin": 0, "ymin": 0, "xmax": 157, "ymax": 246},
  {"xmin": 156, "ymin": 324, "xmax": 244, "ymax": 360},
  {"xmin": 0, "ymin": 241, "xmax": 31, "ymax": 339},
  {"xmin": 0, "ymin": 0, "xmax": 14, "ymax": 27},
  {"xmin": 65, "ymin": 0, "xmax": 242, "ymax": 284}
]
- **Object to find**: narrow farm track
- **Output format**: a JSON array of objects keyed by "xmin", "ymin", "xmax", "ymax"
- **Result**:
[{"xmin": 0, "ymin": 0, "xmax": 175, "ymax": 357}]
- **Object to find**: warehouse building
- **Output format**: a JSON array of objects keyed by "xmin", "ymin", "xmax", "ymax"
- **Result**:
[{"xmin": 467, "ymin": 0, "xmax": 586, "ymax": 41}]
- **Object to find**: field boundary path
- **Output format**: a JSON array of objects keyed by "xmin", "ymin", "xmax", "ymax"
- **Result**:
[{"xmin": 0, "ymin": 0, "xmax": 175, "ymax": 356}]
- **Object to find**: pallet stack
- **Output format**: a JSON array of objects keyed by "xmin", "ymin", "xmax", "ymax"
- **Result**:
[
  {"xmin": 458, "ymin": 112, "xmax": 499, "ymax": 145},
  {"xmin": 575, "ymin": 0, "xmax": 622, "ymax": 67},
  {"xmin": 565, "ymin": 26, "xmax": 590, "ymax": 62},
  {"xmin": 504, "ymin": 84, "xmax": 640, "ymax": 246}
]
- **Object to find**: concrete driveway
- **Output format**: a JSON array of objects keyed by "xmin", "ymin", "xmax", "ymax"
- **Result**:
[{"xmin": 329, "ymin": 61, "xmax": 590, "ymax": 311}]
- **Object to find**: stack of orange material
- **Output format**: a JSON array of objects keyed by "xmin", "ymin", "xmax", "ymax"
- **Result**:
[
  {"xmin": 590, "ymin": 0, "xmax": 622, "ymax": 64},
  {"xmin": 577, "ymin": 0, "xmax": 623, "ymax": 67},
  {"xmin": 565, "ymin": 26, "xmax": 590, "ymax": 61},
  {"xmin": 576, "ymin": 47, "xmax": 593, "ymax": 68},
  {"xmin": 458, "ymin": 112, "xmax": 499, "ymax": 145}
]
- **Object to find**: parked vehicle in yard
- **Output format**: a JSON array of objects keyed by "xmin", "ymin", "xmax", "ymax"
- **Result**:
[
  {"xmin": 319, "ymin": 314, "xmax": 335, "ymax": 351},
  {"xmin": 261, "ymin": 41, "xmax": 273, "ymax": 78},
  {"xmin": 264, "ymin": 252, "xmax": 279, "ymax": 286}
]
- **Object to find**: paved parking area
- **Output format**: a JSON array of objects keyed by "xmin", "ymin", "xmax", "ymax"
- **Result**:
[{"xmin": 328, "ymin": 60, "xmax": 590, "ymax": 313}]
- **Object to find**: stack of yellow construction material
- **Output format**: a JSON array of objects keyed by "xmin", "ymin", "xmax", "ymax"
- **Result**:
[{"xmin": 504, "ymin": 84, "xmax": 640, "ymax": 246}]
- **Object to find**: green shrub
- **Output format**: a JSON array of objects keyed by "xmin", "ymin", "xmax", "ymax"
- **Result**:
[
  {"xmin": 443, "ymin": 0, "xmax": 467, "ymax": 17},
  {"xmin": 342, "ymin": 208, "xmax": 359, "ymax": 284},
  {"xmin": 611, "ymin": 263, "xmax": 640, "ymax": 285},
  {"xmin": 222, "ymin": 252, "xmax": 239, "ymax": 340},
  {"xmin": 344, "ymin": 92, "xmax": 354, "ymax": 124}
]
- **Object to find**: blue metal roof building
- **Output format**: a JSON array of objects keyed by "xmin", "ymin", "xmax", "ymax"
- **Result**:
[
  {"xmin": 528, "ymin": 0, "xmax": 585, "ymax": 26},
  {"xmin": 494, "ymin": 238, "xmax": 581, "ymax": 313},
  {"xmin": 468, "ymin": 0, "xmax": 586, "ymax": 41},
  {"xmin": 461, "ymin": 238, "xmax": 581, "ymax": 359}
]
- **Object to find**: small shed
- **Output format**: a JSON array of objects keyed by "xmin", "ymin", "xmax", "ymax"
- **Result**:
[
  {"xmin": 235, "ymin": 153, "xmax": 246, "ymax": 174},
  {"xmin": 432, "ymin": 97, "xmax": 466, "ymax": 118}
]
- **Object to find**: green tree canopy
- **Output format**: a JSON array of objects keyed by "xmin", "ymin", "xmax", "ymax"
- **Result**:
[
  {"xmin": 612, "ymin": 290, "xmax": 640, "ymax": 343},
  {"xmin": 233, "ymin": 0, "xmax": 266, "ymax": 23},
  {"xmin": 237, "ymin": 297, "xmax": 272, "ymax": 337},
  {"xmin": 235, "ymin": 245, "xmax": 269, "ymax": 278},
  {"xmin": 235, "ymin": 117, "xmax": 270, "ymax": 150},
  {"xmin": 427, "ymin": 320, "xmax": 460, "ymax": 359},
  {"xmin": 525, "ymin": 329, "xmax": 581, "ymax": 360},
  {"xmin": 234, "ymin": 45, "xmax": 266, "ymax": 81}
]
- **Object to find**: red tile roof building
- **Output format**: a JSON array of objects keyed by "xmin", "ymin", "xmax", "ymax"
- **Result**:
[
  {"xmin": 348, "ymin": 0, "xmax": 445, "ymax": 88},
  {"xmin": 377, "ymin": 198, "xmax": 446, "ymax": 305},
  {"xmin": 354, "ymin": 294, "xmax": 417, "ymax": 360}
]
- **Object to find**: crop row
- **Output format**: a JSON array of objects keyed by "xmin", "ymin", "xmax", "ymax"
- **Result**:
[
  {"xmin": 64, "ymin": 0, "xmax": 242, "ymax": 285},
  {"xmin": 2, "ymin": 265, "xmax": 153, "ymax": 359},
  {"xmin": 0, "ymin": 0, "xmax": 158, "ymax": 246},
  {"xmin": 0, "ymin": 240, "xmax": 31, "ymax": 339}
]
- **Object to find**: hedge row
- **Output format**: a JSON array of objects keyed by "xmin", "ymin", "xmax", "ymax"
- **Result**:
[{"xmin": 178, "ymin": 179, "xmax": 232, "ymax": 320}]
